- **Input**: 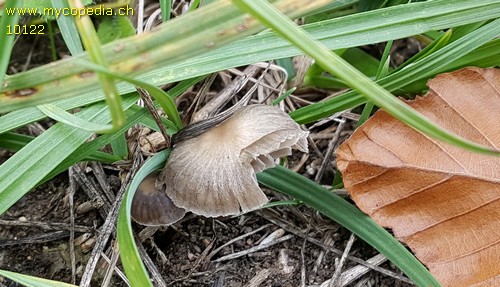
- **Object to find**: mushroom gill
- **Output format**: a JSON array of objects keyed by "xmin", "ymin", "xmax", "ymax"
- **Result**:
[
  {"xmin": 157, "ymin": 104, "xmax": 309, "ymax": 217},
  {"xmin": 131, "ymin": 171, "xmax": 186, "ymax": 226}
]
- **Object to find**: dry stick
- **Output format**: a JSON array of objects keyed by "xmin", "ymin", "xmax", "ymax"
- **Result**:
[
  {"xmin": 0, "ymin": 219, "xmax": 93, "ymax": 233},
  {"xmin": 309, "ymin": 112, "xmax": 345, "ymax": 130},
  {"xmin": 315, "ymin": 118, "xmax": 346, "ymax": 183},
  {"xmin": 312, "ymin": 230, "xmax": 336, "ymax": 276},
  {"xmin": 205, "ymin": 224, "xmax": 272, "ymax": 262},
  {"xmin": 136, "ymin": 237, "xmax": 168, "ymax": 287},
  {"xmin": 329, "ymin": 233, "xmax": 356, "ymax": 287},
  {"xmin": 72, "ymin": 164, "xmax": 111, "ymax": 218},
  {"xmin": 91, "ymin": 162, "xmax": 115, "ymax": 203},
  {"xmin": 292, "ymin": 153, "xmax": 310, "ymax": 173},
  {"xmin": 101, "ymin": 252, "xmax": 131, "ymax": 286},
  {"xmin": 68, "ymin": 167, "xmax": 77, "ymax": 285},
  {"xmin": 307, "ymin": 136, "xmax": 326, "ymax": 162},
  {"xmin": 192, "ymin": 64, "xmax": 268, "ymax": 123},
  {"xmin": 79, "ymin": 148, "xmax": 142, "ymax": 287},
  {"xmin": 319, "ymin": 254, "xmax": 388, "ymax": 287},
  {"xmin": 244, "ymin": 269, "xmax": 273, "ymax": 287},
  {"xmin": 300, "ymin": 229, "xmax": 308, "ymax": 287},
  {"xmin": 227, "ymin": 66, "xmax": 278, "ymax": 91},
  {"xmin": 0, "ymin": 231, "xmax": 68, "ymax": 247},
  {"xmin": 101, "ymin": 242, "xmax": 121, "ymax": 287},
  {"xmin": 214, "ymin": 234, "xmax": 293, "ymax": 262},
  {"xmin": 189, "ymin": 73, "xmax": 219, "ymax": 122},
  {"xmin": 260, "ymin": 212, "xmax": 413, "ymax": 284},
  {"xmin": 136, "ymin": 87, "xmax": 170, "ymax": 146},
  {"xmin": 138, "ymin": 226, "xmax": 160, "ymax": 242},
  {"xmin": 212, "ymin": 272, "xmax": 227, "ymax": 287},
  {"xmin": 149, "ymin": 238, "xmax": 169, "ymax": 265}
]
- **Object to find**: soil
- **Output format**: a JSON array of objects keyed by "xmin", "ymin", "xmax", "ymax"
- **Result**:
[
  {"xmin": 1, "ymin": 6, "xmax": 424, "ymax": 287},
  {"xmin": 0, "ymin": 170, "xmax": 413, "ymax": 287}
]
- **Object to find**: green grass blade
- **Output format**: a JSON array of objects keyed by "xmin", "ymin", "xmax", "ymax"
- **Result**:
[
  {"xmin": 37, "ymin": 103, "xmax": 113, "ymax": 132},
  {"xmin": 0, "ymin": 76, "xmax": 203, "ymax": 135},
  {"xmin": 257, "ymin": 166, "xmax": 442, "ymax": 287},
  {"xmin": 357, "ymin": 40, "xmax": 392, "ymax": 126},
  {"xmin": 0, "ymin": 268, "xmax": 78, "ymax": 286},
  {"xmin": 393, "ymin": 29, "xmax": 452, "ymax": 72},
  {"xmin": 0, "ymin": 96, "xmax": 137, "ymax": 215},
  {"xmin": 290, "ymin": 19, "xmax": 500, "ymax": 124},
  {"xmin": 110, "ymin": 133, "xmax": 129, "ymax": 159},
  {"xmin": 0, "ymin": 131, "xmax": 120, "ymax": 163},
  {"xmin": 0, "ymin": 0, "xmax": 22, "ymax": 89},
  {"xmin": 40, "ymin": 106, "xmax": 147, "ymax": 184},
  {"xmin": 1, "ymin": 0, "xmax": 499, "ymax": 114},
  {"xmin": 51, "ymin": 0, "xmax": 83, "ymax": 55},
  {"xmin": 77, "ymin": 60, "xmax": 183, "ymax": 130},
  {"xmin": 117, "ymin": 150, "xmax": 170, "ymax": 287},
  {"xmin": 159, "ymin": 0, "xmax": 171, "ymax": 22},
  {"xmin": 69, "ymin": 0, "xmax": 125, "ymax": 132},
  {"xmin": 234, "ymin": 0, "xmax": 499, "ymax": 157}
]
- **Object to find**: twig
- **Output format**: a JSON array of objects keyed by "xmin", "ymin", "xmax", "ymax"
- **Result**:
[
  {"xmin": 136, "ymin": 87, "xmax": 171, "ymax": 147},
  {"xmin": 68, "ymin": 166, "xmax": 77, "ymax": 285},
  {"xmin": 214, "ymin": 235, "xmax": 293, "ymax": 262},
  {"xmin": 136, "ymin": 236, "xmax": 168, "ymax": 287},
  {"xmin": 259, "ymin": 210, "xmax": 413, "ymax": 284},
  {"xmin": 0, "ymin": 231, "xmax": 68, "ymax": 247},
  {"xmin": 91, "ymin": 162, "xmax": 114, "ymax": 203},
  {"xmin": 0, "ymin": 219, "xmax": 93, "ymax": 233},
  {"xmin": 79, "ymin": 147, "xmax": 142, "ymax": 287},
  {"xmin": 72, "ymin": 164, "xmax": 111, "ymax": 218},
  {"xmin": 312, "ymin": 230, "xmax": 336, "ymax": 276},
  {"xmin": 300, "ymin": 231, "xmax": 308, "ymax": 287},
  {"xmin": 315, "ymin": 118, "xmax": 346, "ymax": 183},
  {"xmin": 101, "ymin": 241, "xmax": 121, "ymax": 287},
  {"xmin": 329, "ymin": 233, "xmax": 356, "ymax": 287},
  {"xmin": 319, "ymin": 254, "xmax": 390, "ymax": 287},
  {"xmin": 205, "ymin": 224, "xmax": 271, "ymax": 262}
]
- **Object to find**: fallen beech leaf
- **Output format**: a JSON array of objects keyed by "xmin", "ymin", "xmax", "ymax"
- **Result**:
[{"xmin": 336, "ymin": 67, "xmax": 499, "ymax": 287}]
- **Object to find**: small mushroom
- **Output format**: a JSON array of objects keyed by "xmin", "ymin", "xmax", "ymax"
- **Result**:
[
  {"xmin": 156, "ymin": 104, "xmax": 309, "ymax": 217},
  {"xmin": 131, "ymin": 171, "xmax": 186, "ymax": 226}
]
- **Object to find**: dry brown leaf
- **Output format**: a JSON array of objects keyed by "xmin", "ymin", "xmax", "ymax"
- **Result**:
[{"xmin": 336, "ymin": 67, "xmax": 500, "ymax": 287}]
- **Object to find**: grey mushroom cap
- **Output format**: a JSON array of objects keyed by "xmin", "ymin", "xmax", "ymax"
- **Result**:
[
  {"xmin": 131, "ymin": 171, "xmax": 186, "ymax": 226},
  {"xmin": 157, "ymin": 104, "xmax": 309, "ymax": 217}
]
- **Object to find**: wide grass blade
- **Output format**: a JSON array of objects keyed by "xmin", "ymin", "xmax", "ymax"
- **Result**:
[
  {"xmin": 77, "ymin": 60, "xmax": 183, "ymax": 130},
  {"xmin": 1, "ymin": 0, "xmax": 498, "ymax": 117},
  {"xmin": 1, "ymin": 0, "xmax": 324, "ymax": 110},
  {"xmin": 0, "ymin": 0, "xmax": 22, "ymax": 88},
  {"xmin": 37, "ymin": 103, "xmax": 113, "ymax": 132},
  {"xmin": 258, "ymin": 166, "xmax": 442, "ymax": 287},
  {"xmin": 51, "ymin": 0, "xmax": 83, "ymax": 55},
  {"xmin": 289, "ymin": 19, "xmax": 500, "ymax": 124},
  {"xmin": 0, "ymin": 269, "xmax": 78, "ymax": 287},
  {"xmin": 69, "ymin": 0, "xmax": 125, "ymax": 132},
  {"xmin": 117, "ymin": 150, "xmax": 170, "ymax": 287},
  {"xmin": 0, "ymin": 96, "xmax": 137, "ymax": 215},
  {"xmin": 0, "ymin": 132, "xmax": 120, "ymax": 163},
  {"xmin": 234, "ymin": 0, "xmax": 499, "ymax": 156}
]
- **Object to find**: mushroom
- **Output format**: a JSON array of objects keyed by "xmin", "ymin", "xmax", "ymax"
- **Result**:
[
  {"xmin": 131, "ymin": 171, "xmax": 186, "ymax": 226},
  {"xmin": 156, "ymin": 104, "xmax": 309, "ymax": 217}
]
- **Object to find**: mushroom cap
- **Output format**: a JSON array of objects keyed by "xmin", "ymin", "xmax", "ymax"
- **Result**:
[
  {"xmin": 131, "ymin": 171, "xmax": 186, "ymax": 226},
  {"xmin": 157, "ymin": 104, "xmax": 309, "ymax": 217}
]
